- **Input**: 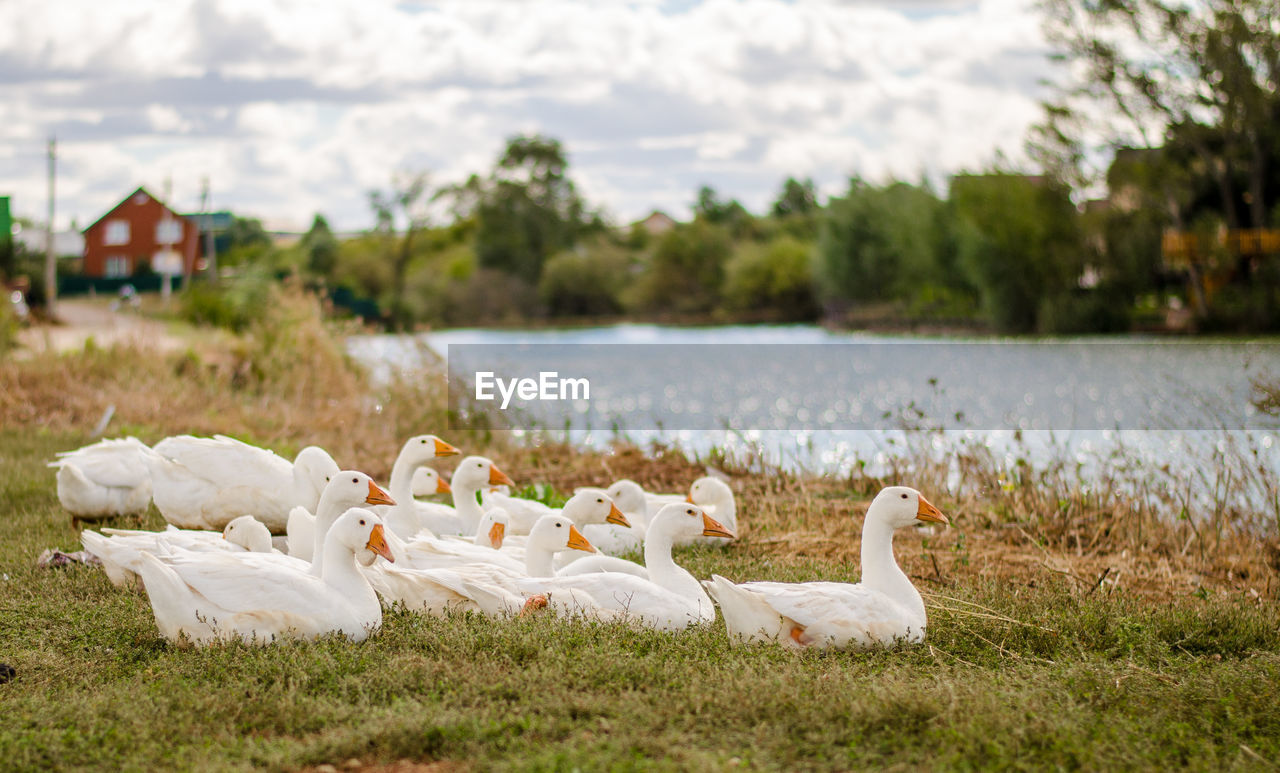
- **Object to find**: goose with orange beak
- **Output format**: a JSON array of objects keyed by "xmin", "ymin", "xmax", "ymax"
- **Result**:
[
  {"xmin": 705, "ymin": 486, "xmax": 949, "ymax": 650},
  {"xmin": 395, "ymin": 455, "xmax": 514, "ymax": 538},
  {"xmin": 135, "ymin": 508, "xmax": 393, "ymax": 645}
]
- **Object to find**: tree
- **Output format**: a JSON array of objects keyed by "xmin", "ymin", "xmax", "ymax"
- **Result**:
[
  {"xmin": 1032, "ymin": 0, "xmax": 1280, "ymax": 236},
  {"xmin": 633, "ymin": 221, "xmax": 732, "ymax": 314},
  {"xmin": 370, "ymin": 172, "xmax": 432, "ymax": 331},
  {"xmin": 301, "ymin": 214, "xmax": 338, "ymax": 277},
  {"xmin": 772, "ymin": 177, "xmax": 818, "ymax": 218},
  {"xmin": 721, "ymin": 236, "xmax": 818, "ymax": 320},
  {"xmin": 950, "ymin": 174, "xmax": 1086, "ymax": 333},
  {"xmin": 815, "ymin": 179, "xmax": 962, "ymax": 307},
  {"xmin": 474, "ymin": 135, "xmax": 589, "ymax": 283},
  {"xmin": 693, "ymin": 185, "xmax": 754, "ymax": 238}
]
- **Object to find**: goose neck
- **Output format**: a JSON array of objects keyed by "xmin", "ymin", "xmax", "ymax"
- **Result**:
[
  {"xmin": 860, "ymin": 517, "xmax": 924, "ymax": 621},
  {"xmin": 524, "ymin": 543, "xmax": 557, "ymax": 577},
  {"xmin": 452, "ymin": 483, "xmax": 484, "ymax": 531},
  {"xmin": 320, "ymin": 539, "xmax": 378, "ymax": 609}
]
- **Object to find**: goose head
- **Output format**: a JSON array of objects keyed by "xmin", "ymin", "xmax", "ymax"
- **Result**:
[
  {"xmin": 687, "ymin": 477, "xmax": 733, "ymax": 509},
  {"xmin": 222, "ymin": 515, "xmax": 274, "ymax": 553},
  {"xmin": 606, "ymin": 479, "xmax": 647, "ymax": 515},
  {"xmin": 293, "ymin": 446, "xmax": 341, "ymax": 510},
  {"xmin": 451, "ymin": 456, "xmax": 514, "ymax": 494},
  {"xmin": 562, "ymin": 489, "xmax": 630, "ymax": 528},
  {"xmin": 528, "ymin": 514, "xmax": 595, "ymax": 554},
  {"xmin": 411, "ymin": 466, "xmax": 451, "ymax": 498},
  {"xmin": 476, "ymin": 508, "xmax": 508, "ymax": 550},
  {"xmin": 319, "ymin": 470, "xmax": 396, "ymax": 514},
  {"xmin": 398, "ymin": 435, "xmax": 461, "ymax": 469},
  {"xmin": 868, "ymin": 486, "xmax": 948, "ymax": 529},
  {"xmin": 330, "ymin": 507, "xmax": 395, "ymax": 562},
  {"xmin": 651, "ymin": 502, "xmax": 735, "ymax": 540}
]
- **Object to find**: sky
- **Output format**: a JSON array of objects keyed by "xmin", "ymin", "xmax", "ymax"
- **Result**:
[{"xmin": 0, "ymin": 0, "xmax": 1055, "ymax": 233}]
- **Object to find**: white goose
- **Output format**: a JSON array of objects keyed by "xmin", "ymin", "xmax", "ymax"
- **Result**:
[
  {"xmin": 136, "ymin": 508, "xmax": 394, "ymax": 645},
  {"xmin": 557, "ymin": 501, "xmax": 735, "ymax": 580},
  {"xmin": 411, "ymin": 456, "xmax": 514, "ymax": 537},
  {"xmin": 678, "ymin": 476, "xmax": 737, "ymax": 547},
  {"xmin": 83, "ymin": 472, "xmax": 394, "ymax": 587},
  {"xmin": 83, "ymin": 515, "xmax": 274, "ymax": 588},
  {"xmin": 411, "ymin": 467, "xmax": 452, "ymax": 499},
  {"xmin": 362, "ymin": 512, "xmax": 597, "ymax": 614},
  {"xmin": 49, "ymin": 437, "xmax": 159, "ymax": 523},
  {"xmin": 147, "ymin": 435, "xmax": 340, "ymax": 531},
  {"xmin": 376, "ymin": 435, "xmax": 462, "ymax": 539},
  {"xmin": 472, "ymin": 503, "xmax": 731, "ymax": 631},
  {"xmin": 705, "ymin": 486, "xmax": 948, "ymax": 650}
]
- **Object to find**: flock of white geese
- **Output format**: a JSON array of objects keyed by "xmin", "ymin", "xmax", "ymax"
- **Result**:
[{"xmin": 53, "ymin": 433, "xmax": 950, "ymax": 651}]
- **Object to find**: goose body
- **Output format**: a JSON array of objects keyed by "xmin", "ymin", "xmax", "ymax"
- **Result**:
[
  {"xmin": 512, "ymin": 504, "xmax": 734, "ymax": 631},
  {"xmin": 363, "ymin": 512, "xmax": 596, "ymax": 613},
  {"xmin": 147, "ymin": 435, "xmax": 338, "ymax": 531},
  {"xmin": 82, "ymin": 515, "xmax": 280, "ymax": 589},
  {"xmin": 704, "ymin": 486, "xmax": 948, "ymax": 650},
  {"xmin": 136, "ymin": 508, "xmax": 394, "ymax": 645},
  {"xmin": 49, "ymin": 437, "xmax": 158, "ymax": 520}
]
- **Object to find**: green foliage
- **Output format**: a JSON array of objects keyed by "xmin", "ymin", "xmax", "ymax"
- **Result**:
[
  {"xmin": 219, "ymin": 216, "xmax": 274, "ymax": 267},
  {"xmin": 950, "ymin": 174, "xmax": 1087, "ymax": 333},
  {"xmin": 694, "ymin": 185, "xmax": 756, "ymax": 239},
  {"xmin": 302, "ymin": 214, "xmax": 339, "ymax": 276},
  {"xmin": 816, "ymin": 180, "xmax": 964, "ymax": 308},
  {"xmin": 179, "ymin": 264, "xmax": 275, "ymax": 332},
  {"xmin": 721, "ymin": 236, "xmax": 819, "ymax": 320},
  {"xmin": 632, "ymin": 220, "xmax": 732, "ymax": 314},
  {"xmin": 772, "ymin": 176, "xmax": 818, "ymax": 218},
  {"xmin": 538, "ymin": 241, "xmax": 630, "ymax": 317},
  {"xmin": 475, "ymin": 135, "xmax": 589, "ymax": 283}
]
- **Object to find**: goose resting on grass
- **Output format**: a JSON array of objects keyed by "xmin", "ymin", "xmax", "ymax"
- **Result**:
[
  {"xmin": 49, "ymin": 437, "xmax": 159, "ymax": 525},
  {"xmin": 147, "ymin": 435, "xmax": 340, "ymax": 532},
  {"xmin": 137, "ymin": 508, "xmax": 394, "ymax": 645},
  {"xmin": 704, "ymin": 486, "xmax": 948, "ymax": 650}
]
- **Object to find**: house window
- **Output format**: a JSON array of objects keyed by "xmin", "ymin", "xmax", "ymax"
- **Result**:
[
  {"xmin": 104, "ymin": 220, "xmax": 130, "ymax": 246},
  {"xmin": 104, "ymin": 256, "xmax": 129, "ymax": 277},
  {"xmin": 155, "ymin": 218, "xmax": 182, "ymax": 244}
]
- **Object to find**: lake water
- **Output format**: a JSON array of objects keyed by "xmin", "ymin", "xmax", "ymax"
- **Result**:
[{"xmin": 350, "ymin": 324, "xmax": 1280, "ymax": 515}]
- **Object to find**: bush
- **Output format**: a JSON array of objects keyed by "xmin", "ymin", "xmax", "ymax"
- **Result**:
[
  {"xmin": 179, "ymin": 267, "xmax": 275, "ymax": 332},
  {"xmin": 539, "ymin": 244, "xmax": 629, "ymax": 317},
  {"xmin": 721, "ymin": 237, "xmax": 818, "ymax": 320},
  {"xmin": 631, "ymin": 221, "xmax": 732, "ymax": 314},
  {"xmin": 1038, "ymin": 289, "xmax": 1132, "ymax": 334}
]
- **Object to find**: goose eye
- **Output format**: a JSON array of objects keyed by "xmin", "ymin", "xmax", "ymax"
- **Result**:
[
  {"xmin": 901, "ymin": 493, "xmax": 908, "ymax": 499},
  {"xmin": 352, "ymin": 477, "xmax": 359, "ymax": 484},
  {"xmin": 556, "ymin": 522, "xmax": 562, "ymax": 528},
  {"xmin": 597, "ymin": 498, "xmax": 603, "ymax": 503},
  {"xmin": 687, "ymin": 509, "xmax": 695, "ymax": 515},
  {"xmin": 420, "ymin": 439, "xmax": 427, "ymax": 444},
  {"xmin": 359, "ymin": 519, "xmax": 366, "ymax": 525},
  {"xmin": 325, "ymin": 476, "xmax": 331, "ymax": 482},
  {"xmin": 477, "ymin": 463, "xmax": 483, "ymax": 468}
]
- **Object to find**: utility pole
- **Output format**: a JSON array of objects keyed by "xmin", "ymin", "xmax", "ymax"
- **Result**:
[
  {"xmin": 45, "ymin": 135, "xmax": 57, "ymax": 319},
  {"xmin": 161, "ymin": 175, "xmax": 173, "ymax": 306},
  {"xmin": 200, "ymin": 176, "xmax": 217, "ymax": 282}
]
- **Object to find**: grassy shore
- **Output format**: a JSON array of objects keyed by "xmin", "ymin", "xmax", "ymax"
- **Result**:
[{"xmin": 2, "ymin": 292, "xmax": 1279, "ymax": 771}]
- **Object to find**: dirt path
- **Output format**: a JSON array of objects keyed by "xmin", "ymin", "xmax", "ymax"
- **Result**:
[{"xmin": 16, "ymin": 298, "xmax": 186, "ymax": 356}]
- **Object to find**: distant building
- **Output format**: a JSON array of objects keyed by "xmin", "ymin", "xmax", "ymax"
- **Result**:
[
  {"xmin": 81, "ymin": 187, "xmax": 200, "ymax": 278},
  {"xmin": 637, "ymin": 210, "xmax": 676, "ymax": 236}
]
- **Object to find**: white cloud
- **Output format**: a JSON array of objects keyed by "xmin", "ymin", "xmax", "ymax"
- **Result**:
[{"xmin": 0, "ymin": 0, "xmax": 1052, "ymax": 230}]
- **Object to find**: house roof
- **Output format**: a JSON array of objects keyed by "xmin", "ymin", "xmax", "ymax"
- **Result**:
[{"xmin": 81, "ymin": 186, "xmax": 190, "ymax": 234}]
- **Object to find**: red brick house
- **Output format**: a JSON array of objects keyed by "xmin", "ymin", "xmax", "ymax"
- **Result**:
[{"xmin": 81, "ymin": 187, "xmax": 200, "ymax": 278}]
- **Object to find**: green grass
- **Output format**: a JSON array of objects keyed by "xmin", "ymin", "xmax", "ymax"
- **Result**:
[{"xmin": 3, "ymin": 430, "xmax": 1280, "ymax": 772}]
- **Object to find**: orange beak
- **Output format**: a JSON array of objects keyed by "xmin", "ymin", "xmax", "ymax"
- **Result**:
[
  {"xmin": 701, "ymin": 513, "xmax": 736, "ymax": 539},
  {"xmin": 566, "ymin": 524, "xmax": 596, "ymax": 553},
  {"xmin": 916, "ymin": 494, "xmax": 949, "ymax": 525},
  {"xmin": 434, "ymin": 438, "xmax": 460, "ymax": 457},
  {"xmin": 605, "ymin": 502, "xmax": 630, "ymax": 527},
  {"xmin": 436, "ymin": 477, "xmax": 452, "ymax": 495},
  {"xmin": 685, "ymin": 494, "xmax": 695, "ymax": 504},
  {"xmin": 365, "ymin": 480, "xmax": 396, "ymax": 507},
  {"xmin": 365, "ymin": 523, "xmax": 394, "ymax": 562},
  {"xmin": 489, "ymin": 465, "xmax": 514, "ymax": 487},
  {"xmin": 488, "ymin": 520, "xmax": 506, "ymax": 549}
]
